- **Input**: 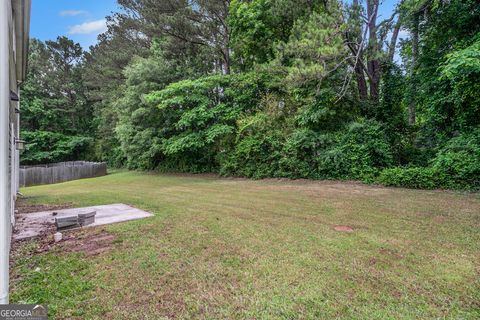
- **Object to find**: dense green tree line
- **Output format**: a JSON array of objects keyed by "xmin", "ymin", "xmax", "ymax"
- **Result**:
[
  {"xmin": 22, "ymin": 0, "xmax": 480, "ymax": 190},
  {"xmin": 21, "ymin": 37, "xmax": 94, "ymax": 164}
]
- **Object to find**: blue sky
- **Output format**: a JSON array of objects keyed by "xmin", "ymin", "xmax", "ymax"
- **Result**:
[
  {"xmin": 30, "ymin": 0, "xmax": 118, "ymax": 49},
  {"xmin": 30, "ymin": 0, "xmax": 402, "ymax": 51}
]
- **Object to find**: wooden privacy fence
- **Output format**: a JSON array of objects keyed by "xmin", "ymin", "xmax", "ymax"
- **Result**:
[{"xmin": 19, "ymin": 161, "xmax": 107, "ymax": 187}]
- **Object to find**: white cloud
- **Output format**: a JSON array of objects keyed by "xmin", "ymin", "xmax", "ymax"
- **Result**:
[
  {"xmin": 59, "ymin": 10, "xmax": 87, "ymax": 17},
  {"xmin": 68, "ymin": 19, "xmax": 107, "ymax": 35}
]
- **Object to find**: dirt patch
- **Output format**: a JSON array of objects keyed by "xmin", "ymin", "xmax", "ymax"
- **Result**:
[
  {"xmin": 16, "ymin": 202, "xmax": 72, "ymax": 214},
  {"xmin": 10, "ymin": 229, "xmax": 116, "ymax": 272},
  {"xmin": 57, "ymin": 230, "xmax": 116, "ymax": 256},
  {"xmin": 433, "ymin": 216, "xmax": 446, "ymax": 224},
  {"xmin": 334, "ymin": 225, "xmax": 354, "ymax": 232},
  {"xmin": 40, "ymin": 229, "xmax": 117, "ymax": 256},
  {"xmin": 12, "ymin": 220, "xmax": 56, "ymax": 240}
]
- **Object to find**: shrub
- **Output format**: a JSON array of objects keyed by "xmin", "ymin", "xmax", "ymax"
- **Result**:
[
  {"xmin": 277, "ymin": 129, "xmax": 334, "ymax": 179},
  {"xmin": 379, "ymin": 130, "xmax": 480, "ymax": 190},
  {"xmin": 317, "ymin": 120, "xmax": 394, "ymax": 181},
  {"xmin": 219, "ymin": 111, "xmax": 286, "ymax": 179},
  {"xmin": 222, "ymin": 119, "xmax": 395, "ymax": 181},
  {"xmin": 222, "ymin": 131, "xmax": 284, "ymax": 179},
  {"xmin": 378, "ymin": 167, "xmax": 441, "ymax": 189},
  {"xmin": 430, "ymin": 130, "xmax": 480, "ymax": 190}
]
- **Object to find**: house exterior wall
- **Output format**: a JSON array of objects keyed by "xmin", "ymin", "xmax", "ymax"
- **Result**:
[{"xmin": 0, "ymin": 0, "xmax": 31, "ymax": 304}]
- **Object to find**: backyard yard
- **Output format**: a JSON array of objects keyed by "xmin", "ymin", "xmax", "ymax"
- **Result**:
[{"xmin": 10, "ymin": 171, "xmax": 480, "ymax": 319}]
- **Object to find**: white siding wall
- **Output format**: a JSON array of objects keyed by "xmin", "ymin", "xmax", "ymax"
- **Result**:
[
  {"xmin": 0, "ymin": 0, "xmax": 13, "ymax": 304},
  {"xmin": 10, "ymin": 124, "xmax": 16, "ymax": 225},
  {"xmin": 1, "ymin": 0, "xmax": 22, "ymax": 304}
]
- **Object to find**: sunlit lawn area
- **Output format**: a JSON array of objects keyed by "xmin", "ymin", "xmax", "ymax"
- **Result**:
[{"xmin": 10, "ymin": 171, "xmax": 480, "ymax": 319}]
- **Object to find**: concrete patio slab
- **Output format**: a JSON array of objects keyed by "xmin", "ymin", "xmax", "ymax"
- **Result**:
[{"xmin": 14, "ymin": 203, "xmax": 153, "ymax": 241}]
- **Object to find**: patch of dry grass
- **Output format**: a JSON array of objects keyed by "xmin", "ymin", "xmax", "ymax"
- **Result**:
[{"xmin": 10, "ymin": 171, "xmax": 480, "ymax": 319}]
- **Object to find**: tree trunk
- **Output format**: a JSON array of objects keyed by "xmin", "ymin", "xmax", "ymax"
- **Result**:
[
  {"xmin": 408, "ymin": 13, "xmax": 419, "ymax": 125},
  {"xmin": 366, "ymin": 0, "xmax": 380, "ymax": 102},
  {"xmin": 355, "ymin": 60, "xmax": 368, "ymax": 101},
  {"xmin": 388, "ymin": 20, "xmax": 401, "ymax": 63},
  {"xmin": 220, "ymin": 0, "xmax": 231, "ymax": 74},
  {"xmin": 222, "ymin": 47, "xmax": 230, "ymax": 75},
  {"xmin": 349, "ymin": 0, "xmax": 368, "ymax": 101}
]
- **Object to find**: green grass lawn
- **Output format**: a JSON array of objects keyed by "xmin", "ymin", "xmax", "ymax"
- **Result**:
[{"xmin": 10, "ymin": 171, "xmax": 480, "ymax": 319}]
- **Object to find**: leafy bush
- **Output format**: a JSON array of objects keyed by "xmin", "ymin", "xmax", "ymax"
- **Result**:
[
  {"xmin": 277, "ymin": 129, "xmax": 334, "ymax": 179},
  {"xmin": 430, "ymin": 130, "xmax": 480, "ymax": 190},
  {"xmin": 378, "ymin": 167, "xmax": 440, "ymax": 189},
  {"xmin": 317, "ymin": 120, "xmax": 394, "ymax": 181},
  {"xmin": 220, "ymin": 112, "xmax": 286, "ymax": 178}
]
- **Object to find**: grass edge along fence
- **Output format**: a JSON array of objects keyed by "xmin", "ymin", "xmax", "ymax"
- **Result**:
[{"xmin": 19, "ymin": 161, "xmax": 107, "ymax": 187}]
